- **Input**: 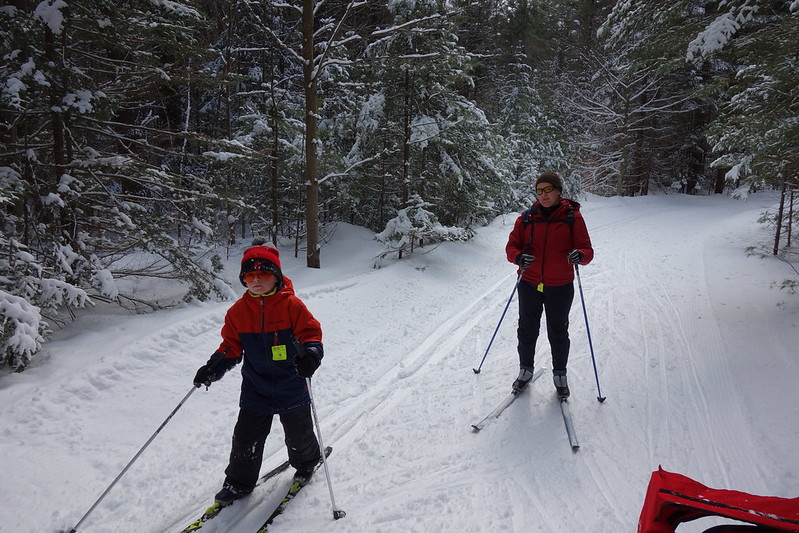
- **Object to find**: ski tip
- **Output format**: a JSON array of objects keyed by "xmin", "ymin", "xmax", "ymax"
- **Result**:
[{"xmin": 572, "ymin": 444, "xmax": 580, "ymax": 452}]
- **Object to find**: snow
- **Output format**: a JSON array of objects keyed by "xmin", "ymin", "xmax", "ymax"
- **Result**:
[
  {"xmin": 409, "ymin": 115, "xmax": 440, "ymax": 148},
  {"xmin": 2, "ymin": 192, "xmax": 798, "ymax": 533},
  {"xmin": 202, "ymin": 151, "xmax": 246, "ymax": 162},
  {"xmin": 686, "ymin": 2, "xmax": 760, "ymax": 62},
  {"xmin": 41, "ymin": 192, "xmax": 65, "ymax": 207},
  {"xmin": 62, "ymin": 90, "xmax": 97, "ymax": 114},
  {"xmin": 33, "ymin": 0, "xmax": 68, "ymax": 35},
  {"xmin": 92, "ymin": 269, "xmax": 119, "ymax": 300},
  {"xmin": 0, "ymin": 291, "xmax": 43, "ymax": 357}
]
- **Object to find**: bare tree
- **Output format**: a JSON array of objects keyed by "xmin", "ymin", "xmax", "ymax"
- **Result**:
[{"xmin": 563, "ymin": 49, "xmax": 692, "ymax": 196}]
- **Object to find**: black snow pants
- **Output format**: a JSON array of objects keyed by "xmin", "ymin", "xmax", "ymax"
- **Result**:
[
  {"xmin": 516, "ymin": 280, "xmax": 574, "ymax": 372},
  {"xmin": 223, "ymin": 405, "xmax": 320, "ymax": 492}
]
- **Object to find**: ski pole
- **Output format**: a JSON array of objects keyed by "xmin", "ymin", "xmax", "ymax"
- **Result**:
[
  {"xmin": 64, "ymin": 386, "xmax": 198, "ymax": 532},
  {"xmin": 574, "ymin": 264, "xmax": 606, "ymax": 402},
  {"xmin": 306, "ymin": 377, "xmax": 346, "ymax": 520},
  {"xmin": 473, "ymin": 267, "xmax": 526, "ymax": 374}
]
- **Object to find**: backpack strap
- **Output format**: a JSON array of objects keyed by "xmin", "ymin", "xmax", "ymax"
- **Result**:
[
  {"xmin": 520, "ymin": 206, "xmax": 575, "ymax": 253},
  {"xmin": 521, "ymin": 208, "xmax": 534, "ymax": 253},
  {"xmin": 521, "ymin": 208, "xmax": 534, "ymax": 225}
]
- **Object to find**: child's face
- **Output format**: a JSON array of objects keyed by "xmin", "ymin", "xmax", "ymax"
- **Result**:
[{"xmin": 244, "ymin": 271, "xmax": 277, "ymax": 295}]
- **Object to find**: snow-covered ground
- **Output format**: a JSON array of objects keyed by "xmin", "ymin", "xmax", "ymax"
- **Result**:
[{"xmin": 2, "ymin": 192, "xmax": 797, "ymax": 533}]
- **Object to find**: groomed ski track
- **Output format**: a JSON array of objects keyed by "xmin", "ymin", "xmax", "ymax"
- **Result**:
[{"xmin": 5, "ymin": 193, "xmax": 798, "ymax": 533}]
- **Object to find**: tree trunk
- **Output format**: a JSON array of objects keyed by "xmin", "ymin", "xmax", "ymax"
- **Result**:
[
  {"xmin": 616, "ymin": 96, "xmax": 630, "ymax": 196},
  {"xmin": 303, "ymin": 0, "xmax": 320, "ymax": 268},
  {"xmin": 713, "ymin": 168, "xmax": 726, "ymax": 194},
  {"xmin": 787, "ymin": 186, "xmax": 794, "ymax": 247},
  {"xmin": 271, "ymin": 95, "xmax": 280, "ymax": 245},
  {"xmin": 402, "ymin": 70, "xmax": 411, "ymax": 206},
  {"xmin": 44, "ymin": 25, "xmax": 71, "ymax": 241},
  {"xmin": 225, "ymin": 3, "xmax": 236, "ymax": 245},
  {"xmin": 773, "ymin": 173, "xmax": 787, "ymax": 255},
  {"xmin": 399, "ymin": 70, "xmax": 412, "ymax": 260}
]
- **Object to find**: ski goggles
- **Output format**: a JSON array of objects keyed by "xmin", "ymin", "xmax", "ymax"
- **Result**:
[
  {"xmin": 243, "ymin": 271, "xmax": 275, "ymax": 283},
  {"xmin": 535, "ymin": 185, "xmax": 557, "ymax": 195}
]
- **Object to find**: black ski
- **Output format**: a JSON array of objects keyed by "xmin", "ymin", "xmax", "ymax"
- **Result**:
[
  {"xmin": 471, "ymin": 368, "xmax": 545, "ymax": 432},
  {"xmin": 255, "ymin": 447, "xmax": 333, "ymax": 532}
]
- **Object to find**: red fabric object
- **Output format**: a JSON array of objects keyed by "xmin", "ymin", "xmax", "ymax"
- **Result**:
[
  {"xmin": 216, "ymin": 277, "xmax": 320, "ymax": 361},
  {"xmin": 215, "ymin": 275, "xmax": 322, "ymax": 414},
  {"xmin": 241, "ymin": 244, "xmax": 281, "ymax": 270},
  {"xmin": 638, "ymin": 467, "xmax": 799, "ymax": 533},
  {"xmin": 239, "ymin": 245, "xmax": 283, "ymax": 287},
  {"xmin": 505, "ymin": 199, "xmax": 593, "ymax": 286}
]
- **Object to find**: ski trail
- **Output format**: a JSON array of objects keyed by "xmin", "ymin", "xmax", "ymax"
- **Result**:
[
  {"xmin": 11, "ymin": 304, "xmax": 233, "ymax": 533},
  {"xmin": 578, "ymin": 196, "xmax": 766, "ymax": 497},
  {"xmin": 315, "ymin": 268, "xmax": 518, "ymax": 445},
  {"xmin": 13, "ymin": 194, "xmax": 792, "ymax": 533}
]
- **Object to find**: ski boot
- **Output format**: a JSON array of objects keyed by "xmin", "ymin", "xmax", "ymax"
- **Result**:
[
  {"xmin": 512, "ymin": 367, "xmax": 535, "ymax": 393},
  {"xmin": 214, "ymin": 483, "xmax": 251, "ymax": 505},
  {"xmin": 553, "ymin": 370, "xmax": 570, "ymax": 399}
]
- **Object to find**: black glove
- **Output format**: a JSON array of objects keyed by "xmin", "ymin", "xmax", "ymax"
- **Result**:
[
  {"xmin": 193, "ymin": 352, "xmax": 228, "ymax": 388},
  {"xmin": 515, "ymin": 253, "xmax": 534, "ymax": 268},
  {"xmin": 295, "ymin": 342, "xmax": 323, "ymax": 378},
  {"xmin": 568, "ymin": 249, "xmax": 583, "ymax": 265}
]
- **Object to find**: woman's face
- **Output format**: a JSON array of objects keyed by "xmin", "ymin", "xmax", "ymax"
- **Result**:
[{"xmin": 536, "ymin": 182, "xmax": 561, "ymax": 208}]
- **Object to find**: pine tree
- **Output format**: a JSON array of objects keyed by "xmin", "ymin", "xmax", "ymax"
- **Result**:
[
  {"xmin": 346, "ymin": 0, "xmax": 512, "ymax": 254},
  {"xmin": 0, "ymin": 0, "xmax": 237, "ymax": 370}
]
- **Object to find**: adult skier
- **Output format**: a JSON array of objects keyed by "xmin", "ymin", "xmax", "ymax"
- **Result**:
[{"xmin": 505, "ymin": 171, "xmax": 594, "ymax": 398}]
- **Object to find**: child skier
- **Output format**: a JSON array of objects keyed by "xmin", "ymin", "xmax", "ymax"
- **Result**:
[{"xmin": 193, "ymin": 240, "xmax": 323, "ymax": 505}]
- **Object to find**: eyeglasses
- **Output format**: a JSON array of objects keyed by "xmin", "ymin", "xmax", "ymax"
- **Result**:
[
  {"xmin": 535, "ymin": 186, "xmax": 556, "ymax": 195},
  {"xmin": 243, "ymin": 271, "xmax": 274, "ymax": 283}
]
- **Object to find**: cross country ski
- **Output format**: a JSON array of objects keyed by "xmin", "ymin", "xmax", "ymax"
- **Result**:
[
  {"xmin": 472, "ymin": 368, "xmax": 580, "ymax": 451},
  {"xmin": 255, "ymin": 446, "xmax": 341, "ymax": 532},
  {"xmin": 559, "ymin": 398, "xmax": 579, "ymax": 450},
  {"xmin": 178, "ymin": 447, "xmax": 331, "ymax": 533},
  {"xmin": 471, "ymin": 368, "xmax": 545, "ymax": 432}
]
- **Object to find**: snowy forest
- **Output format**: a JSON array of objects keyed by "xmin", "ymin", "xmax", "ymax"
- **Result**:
[{"xmin": 2, "ymin": 0, "xmax": 798, "ymax": 372}]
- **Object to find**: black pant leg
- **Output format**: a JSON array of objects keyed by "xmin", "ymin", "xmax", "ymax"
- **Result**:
[
  {"xmin": 543, "ymin": 283, "xmax": 574, "ymax": 371},
  {"xmin": 224, "ymin": 408, "xmax": 273, "ymax": 491},
  {"xmin": 279, "ymin": 404, "xmax": 321, "ymax": 471},
  {"xmin": 517, "ymin": 279, "xmax": 544, "ymax": 368}
]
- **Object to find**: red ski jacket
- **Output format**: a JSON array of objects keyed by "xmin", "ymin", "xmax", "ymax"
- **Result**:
[
  {"xmin": 215, "ymin": 276, "xmax": 322, "ymax": 414},
  {"xmin": 505, "ymin": 199, "xmax": 594, "ymax": 286}
]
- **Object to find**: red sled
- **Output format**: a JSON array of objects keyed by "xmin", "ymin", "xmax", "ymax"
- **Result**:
[{"xmin": 638, "ymin": 467, "xmax": 799, "ymax": 533}]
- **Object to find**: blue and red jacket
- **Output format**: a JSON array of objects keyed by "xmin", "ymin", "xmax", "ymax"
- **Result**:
[
  {"xmin": 214, "ymin": 277, "xmax": 323, "ymax": 414},
  {"xmin": 505, "ymin": 199, "xmax": 594, "ymax": 286}
]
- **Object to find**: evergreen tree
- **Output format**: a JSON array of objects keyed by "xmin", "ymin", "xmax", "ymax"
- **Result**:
[
  {"xmin": 197, "ymin": 0, "xmax": 307, "ymax": 248},
  {"xmin": 690, "ymin": 1, "xmax": 798, "ymax": 253},
  {"xmin": 597, "ymin": 0, "xmax": 725, "ymax": 195},
  {"xmin": 0, "ymin": 0, "xmax": 236, "ymax": 370},
  {"xmin": 347, "ymin": 0, "xmax": 511, "ymax": 254},
  {"xmin": 690, "ymin": 1, "xmax": 798, "ymax": 190}
]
